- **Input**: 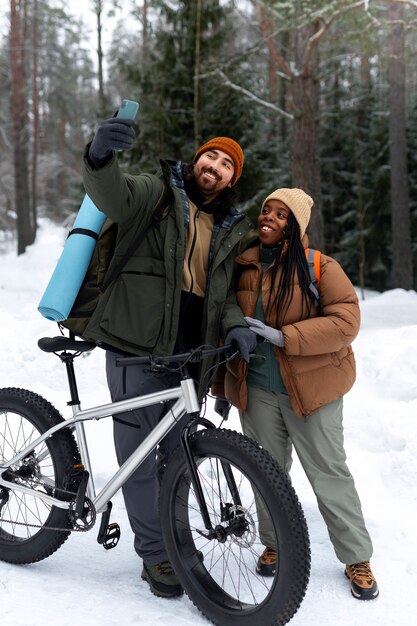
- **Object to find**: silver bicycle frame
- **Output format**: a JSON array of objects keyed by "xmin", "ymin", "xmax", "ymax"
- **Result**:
[{"xmin": 0, "ymin": 378, "xmax": 199, "ymax": 515}]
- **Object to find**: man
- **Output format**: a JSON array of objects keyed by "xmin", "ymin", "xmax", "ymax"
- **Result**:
[{"xmin": 82, "ymin": 115, "xmax": 256, "ymax": 598}]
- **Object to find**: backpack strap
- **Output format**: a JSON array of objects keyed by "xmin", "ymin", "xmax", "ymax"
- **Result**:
[
  {"xmin": 68, "ymin": 228, "xmax": 99, "ymax": 240},
  {"xmin": 101, "ymin": 183, "xmax": 173, "ymax": 291},
  {"xmin": 304, "ymin": 248, "xmax": 322, "ymax": 314}
]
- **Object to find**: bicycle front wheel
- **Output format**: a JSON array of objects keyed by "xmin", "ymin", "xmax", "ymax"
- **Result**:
[
  {"xmin": 0, "ymin": 388, "xmax": 80, "ymax": 564},
  {"xmin": 160, "ymin": 428, "xmax": 310, "ymax": 626}
]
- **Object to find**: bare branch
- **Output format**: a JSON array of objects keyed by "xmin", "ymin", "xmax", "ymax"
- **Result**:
[
  {"xmin": 302, "ymin": 17, "xmax": 337, "ymax": 77},
  {"xmin": 387, "ymin": 0, "xmax": 417, "ymax": 9},
  {"xmin": 197, "ymin": 69, "xmax": 294, "ymax": 120},
  {"xmin": 302, "ymin": 1, "xmax": 366, "ymax": 77},
  {"xmin": 256, "ymin": 2, "xmax": 293, "ymax": 78}
]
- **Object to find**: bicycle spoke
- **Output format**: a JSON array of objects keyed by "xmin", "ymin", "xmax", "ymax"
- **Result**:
[
  {"xmin": 0, "ymin": 390, "xmax": 77, "ymax": 560},
  {"xmin": 161, "ymin": 429, "xmax": 310, "ymax": 625}
]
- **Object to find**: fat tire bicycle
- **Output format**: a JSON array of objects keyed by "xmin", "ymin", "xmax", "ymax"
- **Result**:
[{"xmin": 0, "ymin": 335, "xmax": 310, "ymax": 626}]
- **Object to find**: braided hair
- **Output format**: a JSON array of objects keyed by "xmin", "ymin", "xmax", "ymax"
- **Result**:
[{"xmin": 266, "ymin": 211, "xmax": 314, "ymax": 326}]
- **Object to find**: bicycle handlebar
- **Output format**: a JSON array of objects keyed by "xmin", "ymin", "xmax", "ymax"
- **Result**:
[
  {"xmin": 37, "ymin": 336, "xmax": 263, "ymax": 369},
  {"xmin": 115, "ymin": 344, "xmax": 239, "ymax": 368}
]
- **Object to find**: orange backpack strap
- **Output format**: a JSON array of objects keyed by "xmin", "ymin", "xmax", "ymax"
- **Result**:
[{"xmin": 305, "ymin": 248, "xmax": 322, "ymax": 313}]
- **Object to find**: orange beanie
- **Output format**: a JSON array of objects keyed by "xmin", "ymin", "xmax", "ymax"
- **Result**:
[{"xmin": 193, "ymin": 137, "xmax": 244, "ymax": 186}]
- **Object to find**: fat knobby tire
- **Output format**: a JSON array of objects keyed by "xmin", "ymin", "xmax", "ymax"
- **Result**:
[
  {"xmin": 160, "ymin": 428, "xmax": 310, "ymax": 626},
  {"xmin": 0, "ymin": 387, "xmax": 80, "ymax": 564}
]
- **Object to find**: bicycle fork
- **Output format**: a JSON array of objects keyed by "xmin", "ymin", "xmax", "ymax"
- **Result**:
[{"xmin": 181, "ymin": 417, "xmax": 243, "ymax": 541}]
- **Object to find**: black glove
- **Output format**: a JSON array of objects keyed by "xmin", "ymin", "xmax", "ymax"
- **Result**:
[
  {"xmin": 214, "ymin": 398, "xmax": 231, "ymax": 420},
  {"xmin": 225, "ymin": 326, "xmax": 258, "ymax": 363},
  {"xmin": 89, "ymin": 117, "xmax": 135, "ymax": 167}
]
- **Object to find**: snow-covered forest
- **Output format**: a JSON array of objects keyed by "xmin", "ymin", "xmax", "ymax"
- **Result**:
[{"xmin": 1, "ymin": 0, "xmax": 417, "ymax": 289}]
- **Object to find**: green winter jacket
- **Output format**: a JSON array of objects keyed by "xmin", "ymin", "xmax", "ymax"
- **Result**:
[{"xmin": 82, "ymin": 154, "xmax": 252, "ymax": 396}]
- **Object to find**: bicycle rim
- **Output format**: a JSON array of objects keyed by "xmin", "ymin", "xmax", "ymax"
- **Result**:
[
  {"xmin": 0, "ymin": 388, "xmax": 79, "ymax": 564},
  {"xmin": 0, "ymin": 408, "xmax": 59, "ymax": 540},
  {"xmin": 161, "ymin": 429, "xmax": 310, "ymax": 626}
]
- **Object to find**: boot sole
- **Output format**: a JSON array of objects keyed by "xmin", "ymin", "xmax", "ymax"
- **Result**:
[
  {"xmin": 345, "ymin": 570, "xmax": 379, "ymax": 600},
  {"xmin": 141, "ymin": 570, "xmax": 184, "ymax": 598},
  {"xmin": 350, "ymin": 586, "xmax": 379, "ymax": 600}
]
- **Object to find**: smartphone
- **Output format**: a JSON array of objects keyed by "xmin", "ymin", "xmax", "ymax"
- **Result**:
[
  {"xmin": 117, "ymin": 99, "xmax": 140, "ymax": 120},
  {"xmin": 113, "ymin": 99, "xmax": 139, "ymax": 152}
]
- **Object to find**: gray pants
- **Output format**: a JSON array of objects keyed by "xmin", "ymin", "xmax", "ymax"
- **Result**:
[
  {"xmin": 239, "ymin": 386, "xmax": 373, "ymax": 565},
  {"xmin": 106, "ymin": 351, "xmax": 184, "ymax": 566}
]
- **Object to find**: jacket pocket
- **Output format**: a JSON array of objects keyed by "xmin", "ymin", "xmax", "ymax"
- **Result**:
[
  {"xmin": 100, "ymin": 257, "xmax": 166, "ymax": 349},
  {"xmin": 286, "ymin": 352, "xmax": 336, "ymax": 375}
]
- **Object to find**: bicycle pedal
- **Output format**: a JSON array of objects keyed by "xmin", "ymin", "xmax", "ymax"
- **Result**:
[
  {"xmin": 101, "ymin": 522, "xmax": 121, "ymax": 550},
  {"xmin": 97, "ymin": 501, "xmax": 120, "ymax": 549}
]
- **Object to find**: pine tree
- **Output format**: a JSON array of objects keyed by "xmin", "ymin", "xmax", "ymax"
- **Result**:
[{"xmin": 111, "ymin": 0, "xmax": 285, "ymax": 212}]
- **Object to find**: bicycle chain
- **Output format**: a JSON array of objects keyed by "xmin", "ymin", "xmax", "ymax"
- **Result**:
[
  {"xmin": 0, "ymin": 501, "xmax": 96, "ymax": 532},
  {"xmin": 0, "ymin": 482, "xmax": 96, "ymax": 533},
  {"xmin": 0, "ymin": 515, "xmax": 88, "ymax": 533}
]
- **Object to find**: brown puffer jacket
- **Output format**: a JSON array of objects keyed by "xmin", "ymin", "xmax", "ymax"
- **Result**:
[{"xmin": 216, "ymin": 243, "xmax": 360, "ymax": 417}]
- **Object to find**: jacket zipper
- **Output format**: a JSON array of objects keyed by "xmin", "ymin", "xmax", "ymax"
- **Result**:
[{"xmin": 187, "ymin": 208, "xmax": 200, "ymax": 293}]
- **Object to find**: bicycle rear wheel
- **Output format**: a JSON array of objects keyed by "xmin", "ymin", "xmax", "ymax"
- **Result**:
[
  {"xmin": 160, "ymin": 428, "xmax": 310, "ymax": 626},
  {"xmin": 0, "ymin": 388, "xmax": 80, "ymax": 564}
]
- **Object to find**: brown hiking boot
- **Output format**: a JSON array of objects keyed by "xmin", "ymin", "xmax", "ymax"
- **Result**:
[
  {"xmin": 345, "ymin": 561, "xmax": 379, "ymax": 600},
  {"xmin": 256, "ymin": 547, "xmax": 277, "ymax": 576}
]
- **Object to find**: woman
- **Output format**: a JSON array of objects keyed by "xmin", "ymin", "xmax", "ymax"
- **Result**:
[{"xmin": 213, "ymin": 188, "xmax": 378, "ymax": 601}]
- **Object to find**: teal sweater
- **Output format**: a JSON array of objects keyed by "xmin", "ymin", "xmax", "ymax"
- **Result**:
[{"xmin": 247, "ymin": 245, "xmax": 287, "ymax": 394}]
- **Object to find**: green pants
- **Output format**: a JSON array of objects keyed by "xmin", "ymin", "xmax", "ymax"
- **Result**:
[{"xmin": 239, "ymin": 386, "xmax": 373, "ymax": 565}]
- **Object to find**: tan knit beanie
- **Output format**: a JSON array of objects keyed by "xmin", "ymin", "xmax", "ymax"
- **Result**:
[
  {"xmin": 261, "ymin": 188, "xmax": 313, "ymax": 238},
  {"xmin": 193, "ymin": 137, "xmax": 244, "ymax": 186}
]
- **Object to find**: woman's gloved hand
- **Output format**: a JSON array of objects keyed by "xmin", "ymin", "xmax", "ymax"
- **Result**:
[{"xmin": 244, "ymin": 317, "xmax": 284, "ymax": 347}]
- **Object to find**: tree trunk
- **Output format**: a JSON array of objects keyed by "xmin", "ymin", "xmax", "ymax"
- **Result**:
[
  {"xmin": 388, "ymin": 2, "xmax": 412, "ymax": 288},
  {"xmin": 31, "ymin": 0, "xmax": 39, "ymax": 242},
  {"xmin": 256, "ymin": 7, "xmax": 324, "ymax": 248},
  {"xmin": 194, "ymin": 0, "xmax": 202, "ymax": 149},
  {"xmin": 95, "ymin": 0, "xmax": 107, "ymax": 117},
  {"xmin": 291, "ymin": 74, "xmax": 322, "ymax": 247},
  {"xmin": 290, "ymin": 24, "xmax": 323, "ymax": 250},
  {"xmin": 10, "ymin": 0, "xmax": 32, "ymax": 255},
  {"xmin": 142, "ymin": 0, "xmax": 148, "ymax": 63}
]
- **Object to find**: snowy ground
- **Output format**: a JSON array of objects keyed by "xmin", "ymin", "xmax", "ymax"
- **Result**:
[{"xmin": 0, "ymin": 220, "xmax": 416, "ymax": 625}]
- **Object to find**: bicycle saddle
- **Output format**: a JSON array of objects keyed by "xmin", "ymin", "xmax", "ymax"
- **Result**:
[{"xmin": 38, "ymin": 336, "xmax": 96, "ymax": 354}]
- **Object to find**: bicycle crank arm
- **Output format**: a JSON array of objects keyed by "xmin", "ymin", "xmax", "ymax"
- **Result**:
[{"xmin": 73, "ymin": 470, "xmax": 90, "ymax": 519}]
